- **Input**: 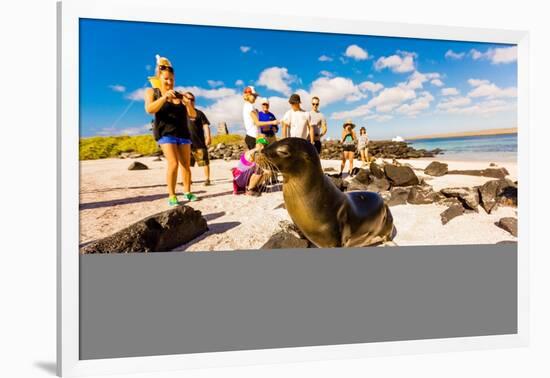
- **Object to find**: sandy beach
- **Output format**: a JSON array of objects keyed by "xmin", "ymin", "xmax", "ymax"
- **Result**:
[{"xmin": 80, "ymin": 153, "xmax": 518, "ymax": 251}]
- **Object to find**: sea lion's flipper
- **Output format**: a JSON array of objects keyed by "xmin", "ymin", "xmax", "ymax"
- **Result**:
[{"xmin": 337, "ymin": 203, "xmax": 351, "ymax": 247}]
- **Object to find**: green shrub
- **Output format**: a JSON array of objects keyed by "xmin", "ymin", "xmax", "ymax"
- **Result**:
[
  {"xmin": 79, "ymin": 135, "xmax": 159, "ymax": 160},
  {"xmin": 79, "ymin": 134, "xmax": 244, "ymax": 160},
  {"xmin": 211, "ymin": 134, "xmax": 243, "ymax": 145}
]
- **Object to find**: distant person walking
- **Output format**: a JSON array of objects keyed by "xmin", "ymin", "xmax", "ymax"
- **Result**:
[
  {"xmin": 282, "ymin": 93, "xmax": 314, "ymax": 143},
  {"xmin": 340, "ymin": 119, "xmax": 357, "ymax": 176},
  {"xmin": 257, "ymin": 97, "xmax": 279, "ymax": 144},
  {"xmin": 144, "ymin": 56, "xmax": 197, "ymax": 206},
  {"xmin": 309, "ymin": 96, "xmax": 327, "ymax": 154},
  {"xmin": 357, "ymin": 126, "xmax": 370, "ymax": 165},
  {"xmin": 242, "ymin": 86, "xmax": 279, "ymax": 150},
  {"xmin": 184, "ymin": 91, "xmax": 213, "ymax": 186}
]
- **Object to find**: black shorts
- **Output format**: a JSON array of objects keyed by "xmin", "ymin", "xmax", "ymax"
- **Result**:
[
  {"xmin": 343, "ymin": 144, "xmax": 356, "ymax": 152},
  {"xmin": 245, "ymin": 135, "xmax": 256, "ymax": 150},
  {"xmin": 314, "ymin": 140, "xmax": 322, "ymax": 154}
]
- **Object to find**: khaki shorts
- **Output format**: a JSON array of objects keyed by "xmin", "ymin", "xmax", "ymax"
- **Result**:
[{"xmin": 190, "ymin": 148, "xmax": 210, "ymax": 167}]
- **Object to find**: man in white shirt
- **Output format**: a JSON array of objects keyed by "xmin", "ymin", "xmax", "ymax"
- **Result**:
[
  {"xmin": 242, "ymin": 86, "xmax": 279, "ymax": 150},
  {"xmin": 282, "ymin": 93, "xmax": 314, "ymax": 144},
  {"xmin": 309, "ymin": 96, "xmax": 328, "ymax": 154}
]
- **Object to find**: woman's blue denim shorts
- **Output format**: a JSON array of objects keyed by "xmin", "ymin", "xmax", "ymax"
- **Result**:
[{"xmin": 157, "ymin": 135, "xmax": 192, "ymax": 145}]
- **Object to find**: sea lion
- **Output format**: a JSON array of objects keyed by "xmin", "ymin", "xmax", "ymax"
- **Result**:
[{"xmin": 259, "ymin": 137, "xmax": 395, "ymax": 248}]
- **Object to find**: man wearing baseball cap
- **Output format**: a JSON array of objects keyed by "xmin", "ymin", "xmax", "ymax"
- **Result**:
[
  {"xmin": 242, "ymin": 86, "xmax": 279, "ymax": 150},
  {"xmin": 257, "ymin": 97, "xmax": 279, "ymax": 144},
  {"xmin": 282, "ymin": 93, "xmax": 314, "ymax": 144}
]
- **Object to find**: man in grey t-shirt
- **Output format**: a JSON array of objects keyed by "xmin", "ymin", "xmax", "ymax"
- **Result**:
[{"xmin": 309, "ymin": 96, "xmax": 327, "ymax": 154}]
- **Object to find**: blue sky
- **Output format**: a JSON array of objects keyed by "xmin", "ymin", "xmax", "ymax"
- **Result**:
[{"xmin": 80, "ymin": 18, "xmax": 518, "ymax": 140}]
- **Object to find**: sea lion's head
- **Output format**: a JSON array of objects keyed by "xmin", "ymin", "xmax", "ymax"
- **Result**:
[{"xmin": 259, "ymin": 137, "xmax": 321, "ymax": 176}]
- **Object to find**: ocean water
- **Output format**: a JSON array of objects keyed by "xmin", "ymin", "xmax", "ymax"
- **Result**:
[{"xmin": 407, "ymin": 133, "xmax": 518, "ymax": 162}]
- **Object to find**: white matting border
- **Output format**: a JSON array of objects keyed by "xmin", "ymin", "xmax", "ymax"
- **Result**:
[{"xmin": 58, "ymin": 0, "xmax": 530, "ymax": 376}]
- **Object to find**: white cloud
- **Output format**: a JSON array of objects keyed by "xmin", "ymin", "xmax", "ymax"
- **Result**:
[
  {"xmin": 375, "ymin": 52, "xmax": 415, "ymax": 73},
  {"xmin": 344, "ymin": 44, "xmax": 369, "ymax": 60},
  {"xmin": 319, "ymin": 70, "xmax": 333, "ymax": 77},
  {"xmin": 358, "ymin": 81, "xmax": 384, "ymax": 93},
  {"xmin": 207, "ymin": 80, "xmax": 224, "ymax": 88},
  {"xmin": 445, "ymin": 50, "xmax": 465, "ymax": 60},
  {"xmin": 470, "ymin": 46, "xmax": 517, "ymax": 64},
  {"xmin": 437, "ymin": 96, "xmax": 472, "ymax": 110},
  {"xmin": 467, "ymin": 83, "xmax": 517, "ymax": 99},
  {"xmin": 109, "ymin": 84, "xmax": 126, "ymax": 93},
  {"xmin": 445, "ymin": 99, "xmax": 514, "ymax": 116},
  {"xmin": 257, "ymin": 67, "xmax": 297, "ymax": 96},
  {"xmin": 430, "ymin": 79, "xmax": 444, "ymax": 87},
  {"xmin": 240, "ymin": 46, "xmax": 251, "ymax": 53},
  {"xmin": 200, "ymin": 93, "xmax": 245, "ymax": 128},
  {"xmin": 441, "ymin": 87, "xmax": 459, "ymax": 96},
  {"xmin": 235, "ymin": 79, "xmax": 244, "ymax": 86},
  {"xmin": 97, "ymin": 124, "xmax": 150, "ymax": 136},
  {"xmin": 318, "ymin": 55, "xmax": 333, "ymax": 62},
  {"xmin": 366, "ymin": 86, "xmax": 416, "ymax": 113},
  {"xmin": 309, "ymin": 76, "xmax": 365, "ymax": 105},
  {"xmin": 399, "ymin": 71, "xmax": 440, "ymax": 90},
  {"xmin": 468, "ymin": 78, "xmax": 491, "ymax": 87},
  {"xmin": 491, "ymin": 46, "xmax": 518, "ymax": 64},
  {"xmin": 331, "ymin": 105, "xmax": 372, "ymax": 120},
  {"xmin": 176, "ymin": 86, "xmax": 238, "ymax": 99},
  {"xmin": 395, "ymin": 91, "xmax": 434, "ymax": 117},
  {"xmin": 466, "ymin": 79, "xmax": 517, "ymax": 99},
  {"xmin": 120, "ymin": 124, "xmax": 151, "ymax": 135},
  {"xmin": 126, "ymin": 88, "xmax": 146, "ymax": 101},
  {"xmin": 365, "ymin": 114, "xmax": 393, "ymax": 122}
]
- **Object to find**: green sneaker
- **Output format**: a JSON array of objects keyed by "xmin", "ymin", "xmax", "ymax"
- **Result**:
[
  {"xmin": 168, "ymin": 196, "xmax": 179, "ymax": 207},
  {"xmin": 184, "ymin": 192, "xmax": 198, "ymax": 202}
]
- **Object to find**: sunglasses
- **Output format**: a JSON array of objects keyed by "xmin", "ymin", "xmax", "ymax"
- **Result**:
[
  {"xmin": 159, "ymin": 65, "xmax": 174, "ymax": 73},
  {"xmin": 312, "ymin": 103, "xmax": 320, "ymax": 106}
]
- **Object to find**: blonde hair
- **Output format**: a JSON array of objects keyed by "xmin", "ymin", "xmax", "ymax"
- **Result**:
[{"xmin": 154, "ymin": 54, "xmax": 173, "ymax": 76}]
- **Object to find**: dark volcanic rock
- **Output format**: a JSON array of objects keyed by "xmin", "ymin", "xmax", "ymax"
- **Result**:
[
  {"xmin": 388, "ymin": 187, "xmax": 411, "ymax": 206},
  {"xmin": 408, "ymin": 186, "xmax": 441, "ymax": 204},
  {"xmin": 384, "ymin": 165, "xmax": 420, "ymax": 187},
  {"xmin": 80, "ymin": 206, "xmax": 208, "ymax": 253},
  {"xmin": 367, "ymin": 176, "xmax": 391, "ymax": 192},
  {"xmin": 496, "ymin": 217, "xmax": 518, "ymax": 237},
  {"xmin": 440, "ymin": 187, "xmax": 480, "ymax": 210},
  {"xmin": 424, "ymin": 161, "xmax": 448, "ymax": 177},
  {"xmin": 440, "ymin": 204, "xmax": 465, "ymax": 225},
  {"xmin": 438, "ymin": 197, "xmax": 462, "ymax": 207},
  {"xmin": 447, "ymin": 167, "xmax": 509, "ymax": 179},
  {"xmin": 262, "ymin": 231, "xmax": 310, "ymax": 249},
  {"xmin": 347, "ymin": 169, "xmax": 371, "ymax": 191},
  {"xmin": 370, "ymin": 161, "xmax": 385, "ymax": 178},
  {"xmin": 326, "ymin": 175, "xmax": 346, "ymax": 191},
  {"xmin": 128, "ymin": 161, "xmax": 149, "ymax": 170},
  {"xmin": 353, "ymin": 168, "xmax": 370, "ymax": 183},
  {"xmin": 478, "ymin": 178, "xmax": 518, "ymax": 213}
]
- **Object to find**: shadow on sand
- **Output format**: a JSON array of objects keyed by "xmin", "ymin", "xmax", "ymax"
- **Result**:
[{"xmin": 173, "ymin": 221, "xmax": 242, "ymax": 251}]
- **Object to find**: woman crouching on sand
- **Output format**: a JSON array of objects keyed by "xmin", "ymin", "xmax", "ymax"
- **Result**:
[
  {"xmin": 145, "ymin": 56, "xmax": 197, "ymax": 206},
  {"xmin": 340, "ymin": 119, "xmax": 357, "ymax": 177}
]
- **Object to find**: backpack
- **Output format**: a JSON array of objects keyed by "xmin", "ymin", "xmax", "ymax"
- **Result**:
[{"xmin": 150, "ymin": 88, "xmax": 162, "ymax": 141}]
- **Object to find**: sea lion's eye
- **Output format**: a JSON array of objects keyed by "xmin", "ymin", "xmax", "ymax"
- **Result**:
[{"xmin": 277, "ymin": 147, "xmax": 291, "ymax": 158}]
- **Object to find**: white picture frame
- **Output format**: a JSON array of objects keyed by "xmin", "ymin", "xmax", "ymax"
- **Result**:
[{"xmin": 58, "ymin": 0, "xmax": 530, "ymax": 376}]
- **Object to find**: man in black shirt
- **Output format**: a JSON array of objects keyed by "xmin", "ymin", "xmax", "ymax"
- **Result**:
[{"xmin": 184, "ymin": 92, "xmax": 213, "ymax": 186}]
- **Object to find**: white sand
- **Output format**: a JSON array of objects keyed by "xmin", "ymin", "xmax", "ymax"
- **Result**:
[{"xmin": 79, "ymin": 156, "xmax": 517, "ymax": 250}]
